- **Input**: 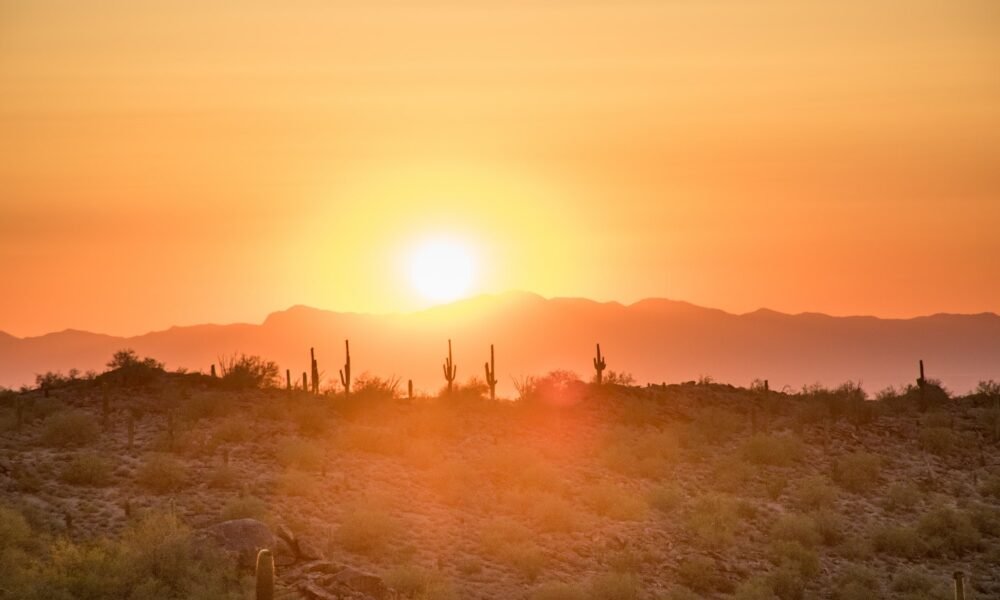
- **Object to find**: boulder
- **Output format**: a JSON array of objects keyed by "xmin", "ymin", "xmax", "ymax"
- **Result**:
[{"xmin": 199, "ymin": 518, "xmax": 292, "ymax": 567}]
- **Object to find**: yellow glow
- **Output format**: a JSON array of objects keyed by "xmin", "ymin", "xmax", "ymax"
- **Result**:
[{"xmin": 408, "ymin": 238, "xmax": 476, "ymax": 303}]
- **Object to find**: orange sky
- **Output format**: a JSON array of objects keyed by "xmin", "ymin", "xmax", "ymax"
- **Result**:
[{"xmin": 1, "ymin": 0, "xmax": 999, "ymax": 337}]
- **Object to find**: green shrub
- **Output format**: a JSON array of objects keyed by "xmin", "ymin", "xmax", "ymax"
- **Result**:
[
  {"xmin": 794, "ymin": 475, "xmax": 838, "ymax": 510},
  {"xmin": 677, "ymin": 555, "xmax": 730, "ymax": 593},
  {"xmin": 587, "ymin": 572, "xmax": 640, "ymax": 600},
  {"xmin": 891, "ymin": 568, "xmax": 950, "ymax": 600},
  {"xmin": 530, "ymin": 582, "xmax": 587, "ymax": 600},
  {"xmin": 917, "ymin": 506, "xmax": 980, "ymax": 556},
  {"xmin": 42, "ymin": 411, "xmax": 99, "ymax": 447},
  {"xmin": 769, "ymin": 541, "xmax": 819, "ymax": 578},
  {"xmin": 734, "ymin": 577, "xmax": 779, "ymax": 600},
  {"xmin": 919, "ymin": 427, "xmax": 958, "ymax": 455},
  {"xmin": 811, "ymin": 509, "xmax": 846, "ymax": 546},
  {"xmin": 687, "ymin": 494, "xmax": 740, "ymax": 549},
  {"xmin": 600, "ymin": 427, "xmax": 679, "ymax": 479},
  {"xmin": 335, "ymin": 507, "xmax": 399, "ymax": 555},
  {"xmin": 884, "ymin": 482, "xmax": 921, "ymax": 511},
  {"xmin": 692, "ymin": 406, "xmax": 744, "ymax": 443},
  {"xmin": 648, "ymin": 483, "xmax": 684, "ymax": 513},
  {"xmin": 60, "ymin": 454, "xmax": 113, "ymax": 486},
  {"xmin": 583, "ymin": 482, "xmax": 647, "ymax": 521},
  {"xmin": 872, "ymin": 525, "xmax": 926, "ymax": 558},
  {"xmin": 384, "ymin": 565, "xmax": 456, "ymax": 600},
  {"xmin": 831, "ymin": 452, "xmax": 881, "ymax": 493},
  {"xmin": 768, "ymin": 564, "xmax": 807, "ymax": 600},
  {"xmin": 276, "ymin": 438, "xmax": 324, "ymax": 471},
  {"xmin": 741, "ymin": 434, "xmax": 804, "ymax": 466},
  {"xmin": 771, "ymin": 513, "xmax": 821, "ymax": 547},
  {"xmin": 834, "ymin": 564, "xmax": 881, "ymax": 600},
  {"xmin": 219, "ymin": 496, "xmax": 268, "ymax": 522},
  {"xmin": 135, "ymin": 453, "xmax": 186, "ymax": 493}
]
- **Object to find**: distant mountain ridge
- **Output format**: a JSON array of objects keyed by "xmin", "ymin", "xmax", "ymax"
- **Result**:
[{"xmin": 2, "ymin": 292, "xmax": 998, "ymax": 394}]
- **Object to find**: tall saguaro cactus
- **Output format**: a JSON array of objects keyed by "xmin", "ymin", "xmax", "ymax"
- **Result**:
[
  {"xmin": 255, "ymin": 549, "xmax": 275, "ymax": 600},
  {"xmin": 443, "ymin": 339, "xmax": 457, "ymax": 394},
  {"xmin": 408, "ymin": 379, "xmax": 414, "ymax": 402},
  {"xmin": 339, "ymin": 340, "xmax": 352, "ymax": 397},
  {"xmin": 484, "ymin": 344, "xmax": 497, "ymax": 402},
  {"xmin": 286, "ymin": 369, "xmax": 291, "ymax": 392},
  {"xmin": 310, "ymin": 347, "xmax": 319, "ymax": 395},
  {"xmin": 593, "ymin": 343, "xmax": 607, "ymax": 385},
  {"xmin": 917, "ymin": 359, "xmax": 927, "ymax": 411}
]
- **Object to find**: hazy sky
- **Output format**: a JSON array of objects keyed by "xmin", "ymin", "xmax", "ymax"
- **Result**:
[{"xmin": 1, "ymin": 0, "xmax": 998, "ymax": 336}]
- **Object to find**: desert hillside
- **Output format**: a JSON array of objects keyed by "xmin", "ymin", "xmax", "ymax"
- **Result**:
[{"xmin": 1, "ymin": 355, "xmax": 999, "ymax": 599}]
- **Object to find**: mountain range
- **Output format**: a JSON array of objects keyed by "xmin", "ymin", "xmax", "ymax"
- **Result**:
[{"xmin": 2, "ymin": 292, "xmax": 998, "ymax": 394}]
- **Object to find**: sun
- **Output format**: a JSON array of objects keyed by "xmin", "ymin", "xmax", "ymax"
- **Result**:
[{"xmin": 408, "ymin": 238, "xmax": 476, "ymax": 303}]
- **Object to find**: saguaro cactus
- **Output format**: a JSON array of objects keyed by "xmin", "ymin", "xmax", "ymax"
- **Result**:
[
  {"xmin": 339, "ymin": 340, "xmax": 352, "ymax": 397},
  {"xmin": 255, "ymin": 548, "xmax": 275, "ymax": 600},
  {"xmin": 484, "ymin": 344, "xmax": 497, "ymax": 402},
  {"xmin": 286, "ymin": 369, "xmax": 291, "ymax": 392},
  {"xmin": 408, "ymin": 379, "xmax": 413, "ymax": 402},
  {"xmin": 301, "ymin": 372, "xmax": 307, "ymax": 391},
  {"xmin": 953, "ymin": 571, "xmax": 965, "ymax": 600},
  {"xmin": 917, "ymin": 359, "xmax": 927, "ymax": 411},
  {"xmin": 210, "ymin": 364, "xmax": 217, "ymax": 378},
  {"xmin": 593, "ymin": 343, "xmax": 607, "ymax": 385},
  {"xmin": 443, "ymin": 339, "xmax": 457, "ymax": 394},
  {"xmin": 310, "ymin": 347, "xmax": 319, "ymax": 395}
]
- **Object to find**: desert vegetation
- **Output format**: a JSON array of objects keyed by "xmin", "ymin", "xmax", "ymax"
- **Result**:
[{"xmin": 0, "ymin": 350, "xmax": 998, "ymax": 599}]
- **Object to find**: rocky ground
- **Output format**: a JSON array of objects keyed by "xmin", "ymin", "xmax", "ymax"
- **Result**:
[{"xmin": 2, "ymin": 369, "xmax": 999, "ymax": 599}]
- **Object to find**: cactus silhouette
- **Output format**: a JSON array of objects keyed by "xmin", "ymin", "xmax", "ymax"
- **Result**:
[
  {"xmin": 593, "ymin": 343, "xmax": 606, "ymax": 385},
  {"xmin": 286, "ymin": 369, "xmax": 291, "ymax": 391},
  {"xmin": 484, "ymin": 344, "xmax": 497, "ymax": 401},
  {"xmin": 339, "ymin": 340, "xmax": 352, "ymax": 397},
  {"xmin": 443, "ymin": 339, "xmax": 457, "ymax": 394},
  {"xmin": 301, "ymin": 371, "xmax": 307, "ymax": 391},
  {"xmin": 408, "ymin": 379, "xmax": 413, "ymax": 402},
  {"xmin": 255, "ymin": 548, "xmax": 275, "ymax": 600},
  {"xmin": 310, "ymin": 347, "xmax": 319, "ymax": 395},
  {"xmin": 210, "ymin": 364, "xmax": 216, "ymax": 378}
]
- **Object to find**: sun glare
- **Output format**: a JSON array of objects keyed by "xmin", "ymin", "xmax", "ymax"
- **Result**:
[{"xmin": 408, "ymin": 239, "xmax": 475, "ymax": 303}]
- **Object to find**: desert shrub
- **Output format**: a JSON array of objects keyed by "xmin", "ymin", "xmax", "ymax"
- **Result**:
[
  {"xmin": 981, "ymin": 473, "xmax": 1000, "ymax": 500},
  {"xmin": 582, "ymin": 482, "xmax": 647, "ymax": 521},
  {"xmin": 480, "ymin": 517, "xmax": 532, "ymax": 555},
  {"xmin": 884, "ymin": 482, "xmax": 922, "ymax": 511},
  {"xmin": 336, "ymin": 507, "xmax": 399, "ymax": 555},
  {"xmin": 515, "ymin": 370, "xmax": 586, "ymax": 407},
  {"xmin": 352, "ymin": 374, "xmax": 401, "ymax": 401},
  {"xmin": 0, "ymin": 510, "xmax": 243, "ymax": 599},
  {"xmin": 217, "ymin": 353, "xmax": 279, "ymax": 389},
  {"xmin": 767, "ymin": 564, "xmax": 807, "ymax": 600},
  {"xmin": 969, "ymin": 502, "xmax": 1000, "ymax": 537},
  {"xmin": 687, "ymin": 494, "xmax": 740, "ymax": 549},
  {"xmin": 891, "ymin": 568, "xmax": 950, "ymax": 600},
  {"xmin": 337, "ymin": 425, "xmax": 405, "ymax": 456},
  {"xmin": 41, "ymin": 411, "xmax": 99, "ymax": 447},
  {"xmin": 60, "ymin": 454, "xmax": 113, "ymax": 486},
  {"xmin": 135, "ymin": 453, "xmax": 186, "ymax": 493},
  {"xmin": 219, "ymin": 495, "xmax": 268, "ymax": 522},
  {"xmin": 691, "ymin": 406, "xmax": 744, "ymax": 444},
  {"xmin": 741, "ymin": 434, "xmax": 804, "ymax": 466},
  {"xmin": 917, "ymin": 506, "xmax": 980, "ymax": 556},
  {"xmin": 761, "ymin": 472, "xmax": 788, "ymax": 500},
  {"xmin": 835, "ymin": 536, "xmax": 873, "ymax": 560},
  {"xmin": 648, "ymin": 483, "xmax": 684, "ymax": 513},
  {"xmin": 503, "ymin": 542, "xmax": 547, "ymax": 581},
  {"xmin": 600, "ymin": 427, "xmax": 679, "ymax": 479},
  {"xmin": 771, "ymin": 513, "xmax": 821, "ymax": 547},
  {"xmin": 276, "ymin": 438, "xmax": 324, "ymax": 471},
  {"xmin": 834, "ymin": 564, "xmax": 881, "ymax": 600},
  {"xmin": 179, "ymin": 392, "xmax": 234, "ymax": 421},
  {"xmin": 677, "ymin": 555, "xmax": 731, "ymax": 593},
  {"xmin": 712, "ymin": 458, "xmax": 754, "ymax": 492},
  {"xmin": 734, "ymin": 577, "xmax": 779, "ymax": 600},
  {"xmin": 526, "ymin": 493, "xmax": 582, "ymax": 533},
  {"xmin": 384, "ymin": 565, "xmax": 456, "ymax": 600},
  {"xmin": 811, "ymin": 509, "xmax": 846, "ymax": 546},
  {"xmin": 530, "ymin": 582, "xmax": 587, "ymax": 600},
  {"xmin": 769, "ymin": 541, "xmax": 819, "ymax": 578},
  {"xmin": 104, "ymin": 349, "xmax": 164, "ymax": 386},
  {"xmin": 794, "ymin": 475, "xmax": 838, "ymax": 510},
  {"xmin": 212, "ymin": 417, "xmax": 252, "ymax": 443},
  {"xmin": 872, "ymin": 525, "xmax": 926, "ymax": 558},
  {"xmin": 0, "ymin": 505, "xmax": 32, "ymax": 550},
  {"xmin": 587, "ymin": 572, "xmax": 640, "ymax": 600},
  {"xmin": 206, "ymin": 465, "xmax": 239, "ymax": 489},
  {"xmin": 831, "ymin": 452, "xmax": 881, "ymax": 493},
  {"xmin": 919, "ymin": 426, "xmax": 959, "ymax": 455}
]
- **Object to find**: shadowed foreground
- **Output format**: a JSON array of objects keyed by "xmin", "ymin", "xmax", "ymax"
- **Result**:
[{"xmin": 1, "ymin": 363, "xmax": 999, "ymax": 599}]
